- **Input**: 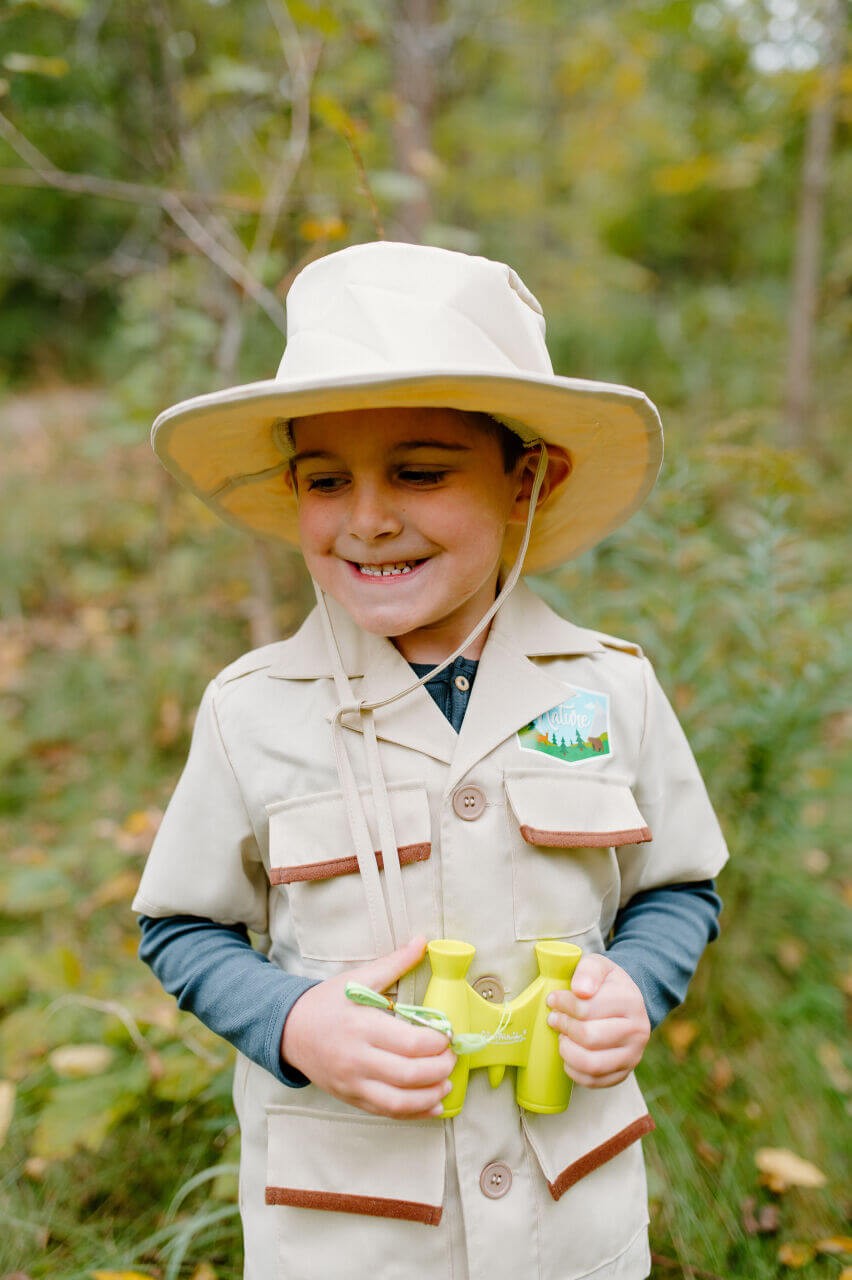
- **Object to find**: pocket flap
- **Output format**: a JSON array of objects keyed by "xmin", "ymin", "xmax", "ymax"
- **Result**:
[
  {"xmin": 267, "ymin": 782, "xmax": 431, "ymax": 884},
  {"xmin": 505, "ymin": 774, "xmax": 651, "ymax": 848},
  {"xmin": 523, "ymin": 1074, "xmax": 654, "ymax": 1200},
  {"xmin": 265, "ymin": 1105, "xmax": 445, "ymax": 1225}
]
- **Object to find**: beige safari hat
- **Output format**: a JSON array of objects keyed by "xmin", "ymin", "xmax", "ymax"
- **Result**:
[{"xmin": 152, "ymin": 241, "xmax": 662, "ymax": 572}]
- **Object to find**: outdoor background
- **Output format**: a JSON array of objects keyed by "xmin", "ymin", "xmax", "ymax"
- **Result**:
[{"xmin": 0, "ymin": 2, "xmax": 849, "ymax": 1278}]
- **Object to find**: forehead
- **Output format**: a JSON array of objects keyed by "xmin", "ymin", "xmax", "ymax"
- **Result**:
[{"xmin": 289, "ymin": 405, "xmax": 501, "ymax": 461}]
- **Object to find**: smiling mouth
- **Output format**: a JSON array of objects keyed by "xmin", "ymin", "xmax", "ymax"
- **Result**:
[{"xmin": 355, "ymin": 559, "xmax": 423, "ymax": 577}]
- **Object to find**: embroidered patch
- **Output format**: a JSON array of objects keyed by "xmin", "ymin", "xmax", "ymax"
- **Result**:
[{"xmin": 517, "ymin": 687, "xmax": 612, "ymax": 765}]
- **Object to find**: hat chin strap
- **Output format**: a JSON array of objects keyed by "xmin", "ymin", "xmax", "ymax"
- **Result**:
[{"xmin": 312, "ymin": 445, "xmax": 550, "ymax": 995}]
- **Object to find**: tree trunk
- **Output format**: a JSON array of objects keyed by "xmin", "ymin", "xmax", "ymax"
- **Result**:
[
  {"xmin": 782, "ymin": 0, "xmax": 845, "ymax": 447},
  {"xmin": 389, "ymin": 0, "xmax": 442, "ymax": 243}
]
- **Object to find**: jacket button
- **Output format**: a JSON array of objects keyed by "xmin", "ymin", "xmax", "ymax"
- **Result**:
[
  {"xmin": 480, "ymin": 1161, "xmax": 512, "ymax": 1199},
  {"xmin": 472, "ymin": 975, "xmax": 504, "ymax": 1003},
  {"xmin": 452, "ymin": 785, "xmax": 486, "ymax": 820}
]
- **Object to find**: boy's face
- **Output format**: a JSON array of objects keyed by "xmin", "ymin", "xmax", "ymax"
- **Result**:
[{"xmin": 288, "ymin": 407, "xmax": 530, "ymax": 662}]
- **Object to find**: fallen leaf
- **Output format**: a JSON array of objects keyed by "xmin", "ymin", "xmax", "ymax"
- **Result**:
[
  {"xmin": 777, "ymin": 1241, "xmax": 815, "ymax": 1267},
  {"xmin": 755, "ymin": 1147, "xmax": 827, "ymax": 1192},
  {"xmin": 79, "ymin": 870, "xmax": 140, "ymax": 917},
  {"xmin": 0, "ymin": 1080, "xmax": 15, "ymax": 1147},
  {"xmin": 49, "ymin": 1044, "xmax": 115, "ymax": 1078},
  {"xmin": 840, "ymin": 1269, "xmax": 852, "ymax": 1280},
  {"xmin": 662, "ymin": 1018, "xmax": 699, "ymax": 1061},
  {"xmin": 90, "ymin": 1272, "xmax": 157, "ymax": 1279},
  {"xmin": 23, "ymin": 1156, "xmax": 49, "ymax": 1180},
  {"xmin": 817, "ymin": 1236, "xmax": 852, "ymax": 1255}
]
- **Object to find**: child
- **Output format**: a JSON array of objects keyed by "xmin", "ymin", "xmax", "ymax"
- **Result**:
[{"xmin": 133, "ymin": 241, "xmax": 727, "ymax": 1280}]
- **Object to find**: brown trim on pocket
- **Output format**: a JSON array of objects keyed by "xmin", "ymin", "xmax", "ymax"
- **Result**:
[
  {"xmin": 265, "ymin": 1185, "xmax": 442, "ymax": 1225},
  {"xmin": 519, "ymin": 825, "xmax": 652, "ymax": 849},
  {"xmin": 547, "ymin": 1113, "xmax": 655, "ymax": 1200},
  {"xmin": 269, "ymin": 842, "xmax": 431, "ymax": 885}
]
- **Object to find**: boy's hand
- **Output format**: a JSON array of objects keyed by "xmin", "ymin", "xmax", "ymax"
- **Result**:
[
  {"xmin": 281, "ymin": 936, "xmax": 456, "ymax": 1119},
  {"xmin": 546, "ymin": 953, "xmax": 650, "ymax": 1089}
]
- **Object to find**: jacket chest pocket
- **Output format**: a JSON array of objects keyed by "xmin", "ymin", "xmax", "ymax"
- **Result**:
[
  {"xmin": 266, "ymin": 782, "xmax": 436, "ymax": 963},
  {"xmin": 503, "ymin": 772, "xmax": 651, "ymax": 941}
]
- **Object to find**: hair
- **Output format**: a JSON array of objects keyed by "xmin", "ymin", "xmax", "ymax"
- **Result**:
[{"xmin": 464, "ymin": 411, "xmax": 529, "ymax": 473}]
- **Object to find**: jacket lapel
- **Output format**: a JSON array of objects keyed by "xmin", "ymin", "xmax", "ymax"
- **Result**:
[{"xmin": 447, "ymin": 583, "xmax": 605, "ymax": 791}]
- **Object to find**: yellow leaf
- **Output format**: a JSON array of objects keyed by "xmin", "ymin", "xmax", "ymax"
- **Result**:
[
  {"xmin": 0, "ymin": 1080, "xmax": 15, "ymax": 1147},
  {"xmin": 777, "ymin": 1241, "xmax": 816, "ymax": 1267},
  {"xmin": 840, "ymin": 1268, "xmax": 852, "ymax": 1280},
  {"xmin": 299, "ymin": 215, "xmax": 347, "ymax": 243},
  {"xmin": 817, "ymin": 1236, "xmax": 852, "ymax": 1255},
  {"xmin": 49, "ymin": 1044, "xmax": 115, "ymax": 1079},
  {"xmin": 755, "ymin": 1147, "xmax": 827, "ymax": 1192},
  {"xmin": 3, "ymin": 53, "xmax": 69, "ymax": 77},
  {"xmin": 91, "ymin": 1272, "xmax": 157, "ymax": 1279},
  {"xmin": 190, "ymin": 1265, "xmax": 218, "ymax": 1280},
  {"xmin": 662, "ymin": 1018, "xmax": 699, "ymax": 1061}
]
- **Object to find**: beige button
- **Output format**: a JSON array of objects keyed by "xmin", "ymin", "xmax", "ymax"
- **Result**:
[
  {"xmin": 452, "ymin": 785, "xmax": 486, "ymax": 820},
  {"xmin": 472, "ymin": 975, "xmax": 504, "ymax": 1003},
  {"xmin": 454, "ymin": 674, "xmax": 470, "ymax": 692},
  {"xmin": 480, "ymin": 1161, "xmax": 512, "ymax": 1199}
]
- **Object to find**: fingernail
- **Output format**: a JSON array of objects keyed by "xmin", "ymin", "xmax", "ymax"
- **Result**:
[
  {"xmin": 442, "ymin": 1081, "xmax": 453, "ymax": 1097},
  {"xmin": 430, "ymin": 1103, "xmax": 444, "ymax": 1116},
  {"xmin": 547, "ymin": 1013, "xmax": 558, "ymax": 1028},
  {"xmin": 546, "ymin": 994, "xmax": 555, "ymax": 1008}
]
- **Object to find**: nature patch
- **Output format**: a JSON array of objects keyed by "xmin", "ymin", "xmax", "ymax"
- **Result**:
[{"xmin": 517, "ymin": 687, "xmax": 611, "ymax": 764}]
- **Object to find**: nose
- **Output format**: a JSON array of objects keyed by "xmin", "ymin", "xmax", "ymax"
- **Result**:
[{"xmin": 347, "ymin": 479, "xmax": 403, "ymax": 543}]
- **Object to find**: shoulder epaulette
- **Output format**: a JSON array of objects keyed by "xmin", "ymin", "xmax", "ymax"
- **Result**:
[
  {"xmin": 215, "ymin": 640, "xmax": 286, "ymax": 687},
  {"xmin": 593, "ymin": 630, "xmax": 644, "ymax": 659}
]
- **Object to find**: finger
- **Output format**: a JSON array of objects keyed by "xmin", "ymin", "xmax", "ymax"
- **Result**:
[
  {"xmin": 359, "ymin": 1077, "xmax": 453, "ymax": 1120},
  {"xmin": 352, "ymin": 936, "xmax": 428, "ymax": 995},
  {"xmin": 557, "ymin": 1036, "xmax": 637, "ymax": 1084},
  {"xmin": 548, "ymin": 986, "xmax": 644, "ymax": 1023},
  {"xmin": 548, "ymin": 1010, "xmax": 637, "ymax": 1051},
  {"xmin": 366, "ymin": 1011, "xmax": 453, "ymax": 1058},
  {"xmin": 368, "ymin": 1044, "xmax": 457, "ymax": 1091},
  {"xmin": 568, "ymin": 953, "xmax": 615, "ymax": 999}
]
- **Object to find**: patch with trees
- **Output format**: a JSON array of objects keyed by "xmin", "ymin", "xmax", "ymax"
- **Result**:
[{"xmin": 517, "ymin": 687, "xmax": 611, "ymax": 764}]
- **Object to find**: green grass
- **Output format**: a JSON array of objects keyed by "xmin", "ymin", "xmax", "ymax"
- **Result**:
[{"xmin": 0, "ymin": 384, "xmax": 848, "ymax": 1279}]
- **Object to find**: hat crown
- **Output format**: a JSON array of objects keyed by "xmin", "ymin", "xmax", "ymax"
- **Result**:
[{"xmin": 277, "ymin": 241, "xmax": 554, "ymax": 384}]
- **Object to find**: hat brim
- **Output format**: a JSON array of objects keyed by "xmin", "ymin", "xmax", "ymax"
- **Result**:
[{"xmin": 152, "ymin": 370, "xmax": 662, "ymax": 573}]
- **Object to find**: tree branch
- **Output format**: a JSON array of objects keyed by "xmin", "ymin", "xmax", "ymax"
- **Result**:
[{"xmin": 0, "ymin": 110, "xmax": 285, "ymax": 332}]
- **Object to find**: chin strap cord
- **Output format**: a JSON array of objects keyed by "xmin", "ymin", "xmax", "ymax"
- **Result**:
[{"xmin": 311, "ymin": 444, "xmax": 549, "ymax": 994}]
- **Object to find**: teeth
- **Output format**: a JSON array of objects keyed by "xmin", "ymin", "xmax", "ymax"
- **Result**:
[{"xmin": 358, "ymin": 561, "xmax": 417, "ymax": 577}]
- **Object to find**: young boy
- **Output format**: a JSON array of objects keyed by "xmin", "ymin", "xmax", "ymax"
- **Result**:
[{"xmin": 133, "ymin": 241, "xmax": 727, "ymax": 1280}]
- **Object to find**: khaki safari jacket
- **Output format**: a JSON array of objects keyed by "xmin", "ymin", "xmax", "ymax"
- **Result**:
[{"xmin": 133, "ymin": 580, "xmax": 728, "ymax": 1280}]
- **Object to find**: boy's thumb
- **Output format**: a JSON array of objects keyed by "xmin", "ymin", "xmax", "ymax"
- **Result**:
[
  {"xmin": 570, "ymin": 952, "xmax": 612, "ymax": 998},
  {"xmin": 355, "ymin": 935, "xmax": 428, "ymax": 994}
]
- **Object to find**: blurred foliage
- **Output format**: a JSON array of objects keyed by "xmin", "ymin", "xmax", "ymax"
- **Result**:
[{"xmin": 0, "ymin": 1, "xmax": 849, "ymax": 1278}]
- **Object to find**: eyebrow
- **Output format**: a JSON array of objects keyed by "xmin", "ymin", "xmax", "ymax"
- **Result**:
[{"xmin": 291, "ymin": 439, "xmax": 473, "ymax": 465}]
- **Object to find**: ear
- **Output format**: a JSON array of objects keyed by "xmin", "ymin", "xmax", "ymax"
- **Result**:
[
  {"xmin": 283, "ymin": 464, "xmax": 298, "ymax": 498},
  {"xmin": 508, "ymin": 445, "xmax": 572, "ymax": 524}
]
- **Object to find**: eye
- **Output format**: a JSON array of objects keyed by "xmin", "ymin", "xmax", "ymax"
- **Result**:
[
  {"xmin": 397, "ymin": 468, "xmax": 448, "ymax": 486},
  {"xmin": 304, "ymin": 474, "xmax": 348, "ymax": 493}
]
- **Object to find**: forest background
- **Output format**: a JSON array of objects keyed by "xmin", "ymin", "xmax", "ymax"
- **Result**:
[{"xmin": 0, "ymin": 1, "xmax": 849, "ymax": 1277}]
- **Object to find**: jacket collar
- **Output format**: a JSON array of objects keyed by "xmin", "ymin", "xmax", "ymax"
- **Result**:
[{"xmin": 268, "ymin": 581, "xmax": 605, "ymax": 771}]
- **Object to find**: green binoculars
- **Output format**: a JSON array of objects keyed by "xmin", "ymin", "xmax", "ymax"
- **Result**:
[{"xmin": 423, "ymin": 938, "xmax": 582, "ymax": 1118}]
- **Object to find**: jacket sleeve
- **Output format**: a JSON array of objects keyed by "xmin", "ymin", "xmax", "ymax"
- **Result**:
[
  {"xmin": 132, "ymin": 680, "xmax": 269, "ymax": 932},
  {"xmin": 617, "ymin": 658, "xmax": 729, "ymax": 905}
]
